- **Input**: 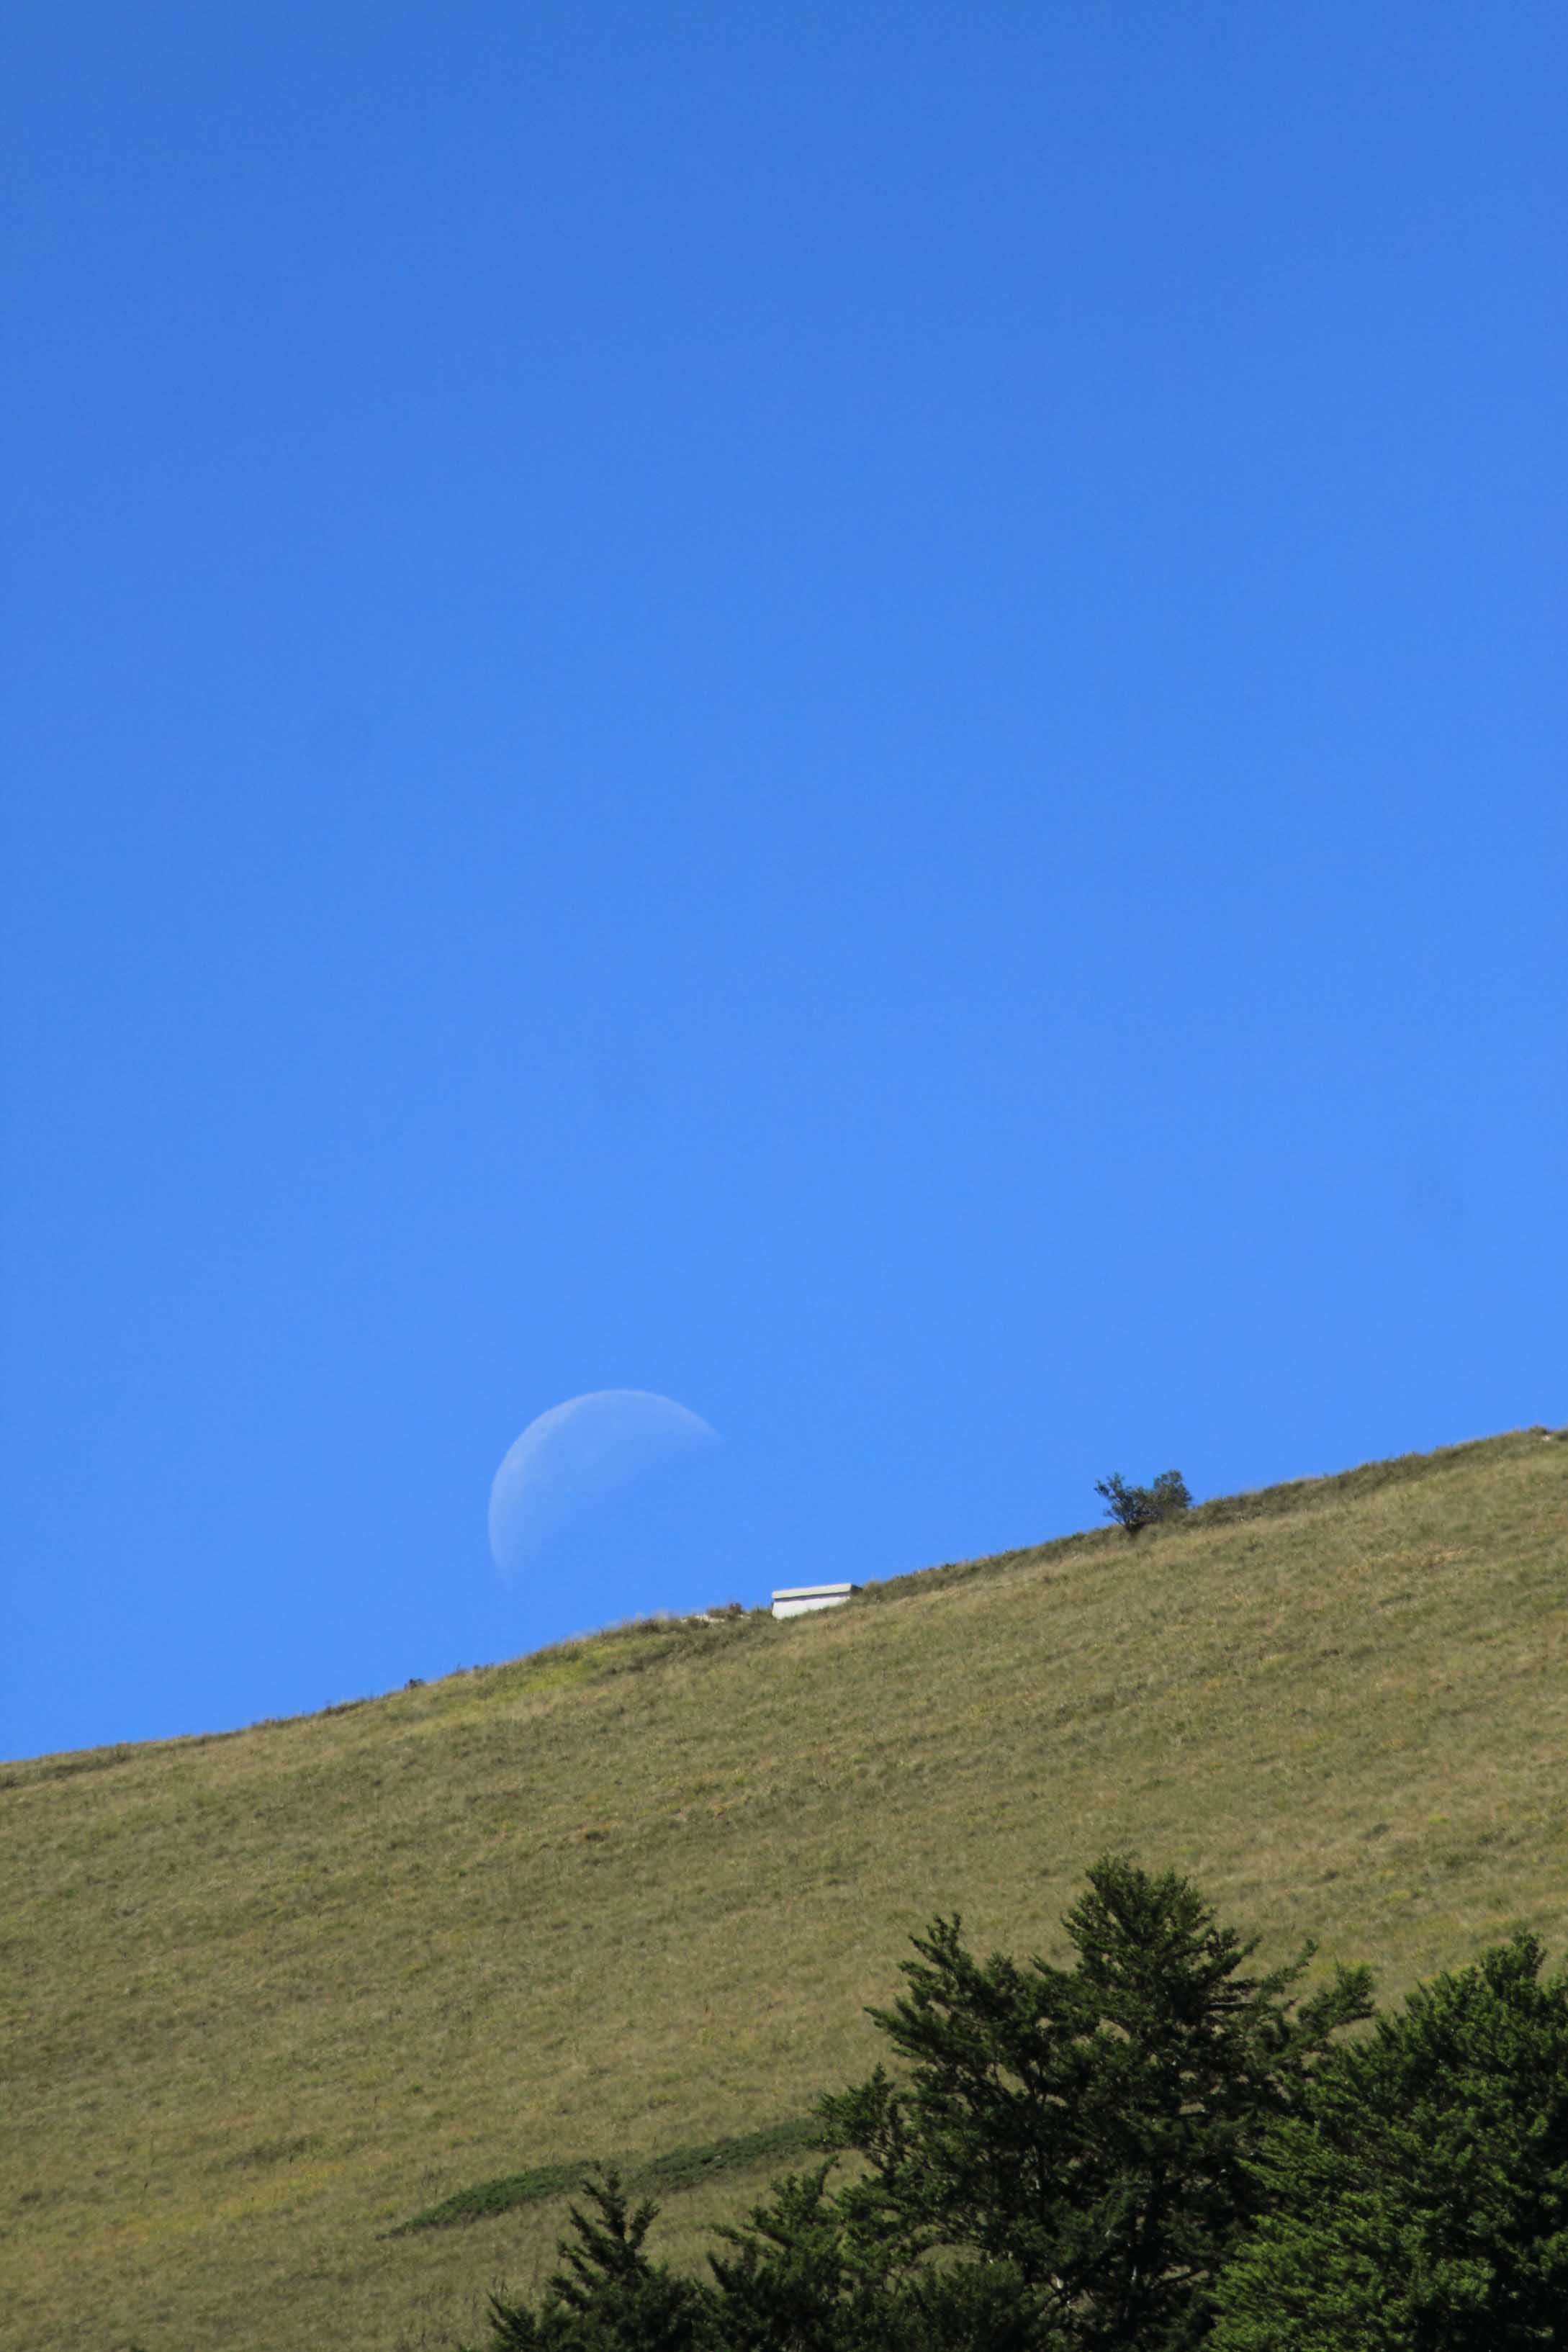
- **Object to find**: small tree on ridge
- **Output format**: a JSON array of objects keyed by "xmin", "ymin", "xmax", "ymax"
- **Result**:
[{"xmin": 1095, "ymin": 1469, "xmax": 1192, "ymax": 1537}]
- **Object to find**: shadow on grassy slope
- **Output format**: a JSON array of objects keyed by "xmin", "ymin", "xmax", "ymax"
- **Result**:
[{"xmin": 387, "ymin": 2117, "xmax": 822, "ymax": 2235}]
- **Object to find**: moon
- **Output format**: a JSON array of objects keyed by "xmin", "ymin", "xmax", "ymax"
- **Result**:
[{"xmin": 487, "ymin": 1389, "xmax": 718, "ymax": 1576}]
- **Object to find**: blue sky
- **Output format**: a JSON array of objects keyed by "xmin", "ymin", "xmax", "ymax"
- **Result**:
[{"xmin": 5, "ymin": 3, "xmax": 1564, "ymax": 1761}]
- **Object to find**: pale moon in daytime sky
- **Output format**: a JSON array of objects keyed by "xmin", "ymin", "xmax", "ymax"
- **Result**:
[{"xmin": 487, "ymin": 1389, "xmax": 718, "ymax": 1576}]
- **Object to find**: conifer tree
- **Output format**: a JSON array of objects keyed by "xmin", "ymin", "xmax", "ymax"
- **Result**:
[
  {"xmin": 816, "ymin": 1857, "xmax": 1372, "ymax": 2350},
  {"xmin": 1210, "ymin": 1934, "xmax": 1568, "ymax": 2351},
  {"xmin": 708, "ymin": 2165, "xmax": 1048, "ymax": 2349},
  {"xmin": 472, "ymin": 2171, "xmax": 708, "ymax": 2352},
  {"xmin": 461, "ymin": 1865, "xmax": 1373, "ymax": 2352}
]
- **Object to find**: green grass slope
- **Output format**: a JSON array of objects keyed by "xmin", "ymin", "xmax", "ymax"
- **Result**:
[{"xmin": 6, "ymin": 1429, "xmax": 1567, "ymax": 2352}]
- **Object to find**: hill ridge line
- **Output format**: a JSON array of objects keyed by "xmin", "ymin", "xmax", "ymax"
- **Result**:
[{"xmin": 5, "ymin": 1424, "xmax": 1559, "ymax": 1780}]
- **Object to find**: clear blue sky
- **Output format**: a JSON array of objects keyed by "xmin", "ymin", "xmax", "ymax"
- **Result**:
[{"xmin": 5, "ymin": 3, "xmax": 1564, "ymax": 1762}]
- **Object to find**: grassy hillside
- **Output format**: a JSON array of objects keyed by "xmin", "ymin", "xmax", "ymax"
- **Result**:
[{"xmin": 6, "ymin": 1428, "xmax": 1567, "ymax": 2352}]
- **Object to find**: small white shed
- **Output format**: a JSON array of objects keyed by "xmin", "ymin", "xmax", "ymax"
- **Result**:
[{"xmin": 770, "ymin": 1582, "xmax": 860, "ymax": 1621}]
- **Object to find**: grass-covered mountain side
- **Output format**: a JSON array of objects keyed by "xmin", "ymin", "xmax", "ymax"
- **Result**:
[{"xmin": 6, "ymin": 1429, "xmax": 1567, "ymax": 2352}]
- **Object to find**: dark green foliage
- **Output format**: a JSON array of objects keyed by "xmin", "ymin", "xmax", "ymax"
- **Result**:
[
  {"xmin": 1094, "ymin": 1470, "xmax": 1192, "ymax": 1536},
  {"xmin": 711, "ymin": 2166, "xmax": 1052, "ymax": 2348},
  {"xmin": 470, "ymin": 2166, "xmax": 1047, "ymax": 2351},
  {"xmin": 456, "ymin": 1865, "xmax": 1568, "ymax": 2352},
  {"xmin": 816, "ymin": 1857, "xmax": 1371, "ymax": 2350},
  {"xmin": 707, "ymin": 2165, "xmax": 913, "ymax": 2349},
  {"xmin": 1211, "ymin": 1934, "xmax": 1568, "ymax": 2351},
  {"xmin": 470, "ymin": 2171, "xmax": 708, "ymax": 2351},
  {"xmin": 462, "ymin": 1865, "xmax": 1371, "ymax": 2348}
]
